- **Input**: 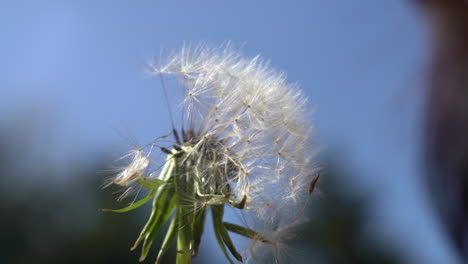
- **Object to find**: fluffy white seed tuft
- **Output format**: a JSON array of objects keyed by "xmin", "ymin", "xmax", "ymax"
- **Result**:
[
  {"xmin": 113, "ymin": 149, "xmax": 150, "ymax": 186},
  {"xmin": 111, "ymin": 44, "xmax": 318, "ymax": 262},
  {"xmin": 151, "ymin": 44, "xmax": 319, "ymax": 261}
]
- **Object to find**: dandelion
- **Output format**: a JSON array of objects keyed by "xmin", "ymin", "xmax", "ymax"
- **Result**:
[{"xmin": 102, "ymin": 44, "xmax": 319, "ymax": 264}]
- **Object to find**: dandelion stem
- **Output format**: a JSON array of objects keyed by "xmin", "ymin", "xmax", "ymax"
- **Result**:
[
  {"xmin": 174, "ymin": 153, "xmax": 195, "ymax": 264},
  {"xmin": 176, "ymin": 209, "xmax": 192, "ymax": 264}
]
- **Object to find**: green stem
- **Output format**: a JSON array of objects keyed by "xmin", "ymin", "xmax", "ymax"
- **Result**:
[
  {"xmin": 174, "ymin": 152, "xmax": 194, "ymax": 264},
  {"xmin": 176, "ymin": 209, "xmax": 191, "ymax": 264}
]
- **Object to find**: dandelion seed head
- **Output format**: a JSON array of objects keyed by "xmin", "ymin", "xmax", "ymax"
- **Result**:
[
  {"xmin": 109, "ymin": 43, "xmax": 319, "ymax": 263},
  {"xmin": 160, "ymin": 46, "xmax": 314, "ymax": 197},
  {"xmin": 151, "ymin": 43, "xmax": 319, "ymax": 259}
]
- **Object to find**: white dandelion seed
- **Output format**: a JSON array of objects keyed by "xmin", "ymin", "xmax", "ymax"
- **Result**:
[
  {"xmin": 112, "ymin": 148, "xmax": 150, "ymax": 186},
  {"xmin": 103, "ymin": 44, "xmax": 319, "ymax": 264}
]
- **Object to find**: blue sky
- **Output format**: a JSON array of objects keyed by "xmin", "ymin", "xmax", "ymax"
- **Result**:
[{"xmin": 0, "ymin": 1, "xmax": 461, "ymax": 263}]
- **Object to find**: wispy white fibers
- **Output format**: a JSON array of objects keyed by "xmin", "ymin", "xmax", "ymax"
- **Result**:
[
  {"xmin": 150, "ymin": 44, "xmax": 319, "ymax": 262},
  {"xmin": 107, "ymin": 44, "xmax": 318, "ymax": 263},
  {"xmin": 112, "ymin": 149, "xmax": 150, "ymax": 186}
]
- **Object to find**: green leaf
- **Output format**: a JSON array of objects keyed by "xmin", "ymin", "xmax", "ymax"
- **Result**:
[
  {"xmin": 137, "ymin": 177, "xmax": 166, "ymax": 190},
  {"xmin": 212, "ymin": 205, "xmax": 242, "ymax": 263},
  {"xmin": 156, "ymin": 214, "xmax": 178, "ymax": 264},
  {"xmin": 224, "ymin": 222, "xmax": 272, "ymax": 243},
  {"xmin": 99, "ymin": 189, "xmax": 156, "ymax": 213}
]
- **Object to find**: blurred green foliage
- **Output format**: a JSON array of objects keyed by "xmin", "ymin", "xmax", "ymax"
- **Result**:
[{"xmin": 0, "ymin": 166, "xmax": 175, "ymax": 264}]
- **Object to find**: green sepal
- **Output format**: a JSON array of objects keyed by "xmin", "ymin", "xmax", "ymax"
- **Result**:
[
  {"xmin": 224, "ymin": 222, "xmax": 272, "ymax": 243},
  {"xmin": 229, "ymin": 195, "xmax": 247, "ymax": 209},
  {"xmin": 139, "ymin": 187, "xmax": 177, "ymax": 261},
  {"xmin": 191, "ymin": 208, "xmax": 207, "ymax": 258},
  {"xmin": 130, "ymin": 185, "xmax": 167, "ymax": 251},
  {"xmin": 99, "ymin": 189, "xmax": 156, "ymax": 213},
  {"xmin": 211, "ymin": 206, "xmax": 235, "ymax": 264},
  {"xmin": 137, "ymin": 177, "xmax": 166, "ymax": 190},
  {"xmin": 212, "ymin": 205, "xmax": 243, "ymax": 263},
  {"xmin": 131, "ymin": 156, "xmax": 176, "ymax": 253},
  {"xmin": 156, "ymin": 214, "xmax": 178, "ymax": 264}
]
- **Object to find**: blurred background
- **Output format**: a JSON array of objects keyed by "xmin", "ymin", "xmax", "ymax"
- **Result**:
[{"xmin": 1, "ymin": 0, "xmax": 466, "ymax": 263}]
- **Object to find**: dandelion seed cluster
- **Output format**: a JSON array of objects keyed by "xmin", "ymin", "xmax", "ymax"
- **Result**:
[{"xmin": 104, "ymin": 44, "xmax": 319, "ymax": 264}]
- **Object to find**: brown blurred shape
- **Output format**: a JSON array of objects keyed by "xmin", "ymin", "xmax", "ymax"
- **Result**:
[{"xmin": 418, "ymin": 0, "xmax": 468, "ymax": 259}]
